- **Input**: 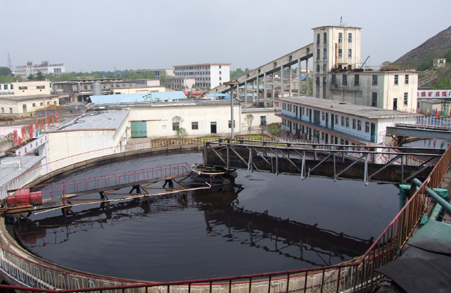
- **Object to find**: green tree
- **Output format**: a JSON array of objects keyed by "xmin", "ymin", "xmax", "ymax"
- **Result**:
[
  {"xmin": 172, "ymin": 116, "xmax": 187, "ymax": 138},
  {"xmin": 268, "ymin": 123, "xmax": 280, "ymax": 137},
  {"xmin": 244, "ymin": 114, "xmax": 254, "ymax": 134},
  {"xmin": 35, "ymin": 71, "xmax": 44, "ymax": 81},
  {"xmin": 230, "ymin": 68, "xmax": 250, "ymax": 80},
  {"xmin": 431, "ymin": 77, "xmax": 451, "ymax": 90},
  {"xmin": 0, "ymin": 75, "xmax": 15, "ymax": 82},
  {"xmin": 27, "ymin": 74, "xmax": 35, "ymax": 81},
  {"xmin": 0, "ymin": 67, "xmax": 12, "ymax": 76},
  {"xmin": 160, "ymin": 71, "xmax": 171, "ymax": 87}
]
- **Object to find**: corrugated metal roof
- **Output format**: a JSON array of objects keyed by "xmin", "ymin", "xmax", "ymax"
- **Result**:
[
  {"xmin": 89, "ymin": 91, "xmax": 187, "ymax": 105},
  {"xmin": 55, "ymin": 110, "xmax": 129, "ymax": 131}
]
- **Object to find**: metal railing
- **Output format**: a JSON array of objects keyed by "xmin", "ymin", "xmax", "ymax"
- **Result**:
[
  {"xmin": 31, "ymin": 162, "xmax": 191, "ymax": 207},
  {"xmin": 0, "ymin": 139, "xmax": 450, "ymax": 292}
]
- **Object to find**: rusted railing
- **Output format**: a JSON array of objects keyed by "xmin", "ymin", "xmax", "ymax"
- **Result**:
[{"xmin": 0, "ymin": 141, "xmax": 450, "ymax": 292}]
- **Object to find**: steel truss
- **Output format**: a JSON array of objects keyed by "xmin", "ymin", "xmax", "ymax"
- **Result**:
[{"xmin": 204, "ymin": 139, "xmax": 444, "ymax": 184}]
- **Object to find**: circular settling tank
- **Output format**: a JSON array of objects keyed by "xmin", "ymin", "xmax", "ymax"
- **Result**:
[{"xmin": 14, "ymin": 153, "xmax": 399, "ymax": 282}]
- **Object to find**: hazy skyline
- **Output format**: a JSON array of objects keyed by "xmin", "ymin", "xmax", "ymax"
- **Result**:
[{"xmin": 2, "ymin": 0, "xmax": 450, "ymax": 73}]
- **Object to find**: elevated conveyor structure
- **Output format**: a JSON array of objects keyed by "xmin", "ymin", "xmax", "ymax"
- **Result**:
[{"xmin": 208, "ymin": 43, "xmax": 314, "ymax": 106}]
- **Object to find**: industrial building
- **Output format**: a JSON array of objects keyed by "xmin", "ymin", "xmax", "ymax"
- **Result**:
[{"xmin": 278, "ymin": 96, "xmax": 419, "ymax": 145}]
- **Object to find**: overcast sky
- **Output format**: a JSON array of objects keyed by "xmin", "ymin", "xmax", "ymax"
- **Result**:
[{"xmin": 1, "ymin": 0, "xmax": 450, "ymax": 73}]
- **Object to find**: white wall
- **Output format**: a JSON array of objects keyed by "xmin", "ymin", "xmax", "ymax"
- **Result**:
[{"xmin": 128, "ymin": 103, "xmax": 241, "ymax": 138}]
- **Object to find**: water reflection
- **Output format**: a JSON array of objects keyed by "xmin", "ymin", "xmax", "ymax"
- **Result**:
[{"xmin": 15, "ymin": 189, "xmax": 372, "ymax": 269}]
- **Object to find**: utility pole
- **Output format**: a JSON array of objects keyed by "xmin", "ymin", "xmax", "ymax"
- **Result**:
[{"xmin": 224, "ymin": 80, "xmax": 239, "ymax": 139}]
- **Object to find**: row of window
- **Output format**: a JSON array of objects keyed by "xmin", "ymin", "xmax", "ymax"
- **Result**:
[
  {"xmin": 175, "ymin": 65, "xmax": 216, "ymax": 71},
  {"xmin": 172, "ymin": 120, "xmax": 236, "ymax": 131},
  {"xmin": 2, "ymin": 84, "xmax": 13, "ymax": 90},
  {"xmin": 1, "ymin": 101, "xmax": 56, "ymax": 113},
  {"xmin": 316, "ymin": 48, "xmax": 352, "ymax": 60},
  {"xmin": 175, "ymin": 71, "xmax": 212, "ymax": 76},
  {"xmin": 316, "ymin": 32, "xmax": 352, "ymax": 44},
  {"xmin": 282, "ymin": 103, "xmax": 373, "ymax": 134}
]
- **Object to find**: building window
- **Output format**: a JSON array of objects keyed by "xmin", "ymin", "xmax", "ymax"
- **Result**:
[
  {"xmin": 219, "ymin": 71, "xmax": 221, "ymax": 75},
  {"xmin": 40, "ymin": 102, "xmax": 43, "ymax": 106},
  {"xmin": 172, "ymin": 122, "xmax": 179, "ymax": 131},
  {"xmin": 323, "ymin": 32, "xmax": 327, "ymax": 43},
  {"xmin": 335, "ymin": 115, "xmax": 338, "ymax": 124},
  {"xmin": 22, "ymin": 104, "xmax": 27, "ymax": 111},
  {"xmin": 338, "ymin": 32, "xmax": 343, "ymax": 43},
  {"xmin": 37, "ymin": 85, "xmax": 45, "ymax": 89},
  {"xmin": 317, "ymin": 33, "xmax": 320, "ymax": 44},
  {"xmin": 372, "ymin": 92, "xmax": 377, "ymax": 107},
  {"xmin": 228, "ymin": 120, "xmax": 235, "ymax": 128},
  {"xmin": 354, "ymin": 74, "xmax": 359, "ymax": 86},
  {"xmin": 3, "ymin": 85, "xmax": 7, "ymax": 90},
  {"xmin": 342, "ymin": 74, "xmax": 347, "ymax": 85},
  {"xmin": 84, "ymin": 85, "xmax": 88, "ymax": 90},
  {"xmin": 316, "ymin": 64, "xmax": 320, "ymax": 72},
  {"xmin": 338, "ymin": 49, "xmax": 342, "ymax": 58},
  {"xmin": 323, "ymin": 48, "xmax": 327, "ymax": 59},
  {"xmin": 32, "ymin": 103, "xmax": 36, "ymax": 107},
  {"xmin": 322, "ymin": 64, "xmax": 326, "ymax": 72},
  {"xmin": 365, "ymin": 122, "xmax": 370, "ymax": 133},
  {"xmin": 404, "ymin": 92, "xmax": 408, "ymax": 105},
  {"xmin": 341, "ymin": 116, "xmax": 344, "ymax": 126},
  {"xmin": 394, "ymin": 75, "xmax": 399, "ymax": 85},
  {"xmin": 19, "ymin": 86, "xmax": 28, "ymax": 90},
  {"xmin": 352, "ymin": 119, "xmax": 356, "ymax": 129},
  {"xmin": 348, "ymin": 49, "xmax": 352, "ymax": 58},
  {"xmin": 372, "ymin": 75, "xmax": 378, "ymax": 85},
  {"xmin": 219, "ymin": 77, "xmax": 222, "ymax": 81},
  {"xmin": 9, "ymin": 108, "xmax": 12, "ymax": 113},
  {"xmin": 317, "ymin": 49, "xmax": 320, "ymax": 60},
  {"xmin": 345, "ymin": 117, "xmax": 349, "ymax": 127},
  {"xmin": 357, "ymin": 120, "xmax": 362, "ymax": 131},
  {"xmin": 348, "ymin": 33, "xmax": 352, "ymax": 43},
  {"xmin": 192, "ymin": 121, "xmax": 199, "ymax": 130},
  {"xmin": 1, "ymin": 108, "xmax": 3, "ymax": 113},
  {"xmin": 405, "ymin": 75, "xmax": 409, "ymax": 84}
]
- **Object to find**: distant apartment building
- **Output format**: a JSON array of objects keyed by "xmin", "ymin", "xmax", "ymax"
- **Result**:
[
  {"xmin": 0, "ymin": 81, "xmax": 51, "ymax": 96},
  {"xmin": 53, "ymin": 78, "xmax": 163, "ymax": 102},
  {"xmin": 0, "ymin": 81, "xmax": 57, "ymax": 116},
  {"xmin": 173, "ymin": 63, "xmax": 231, "ymax": 90},
  {"xmin": 14, "ymin": 61, "xmax": 65, "ymax": 78},
  {"xmin": 167, "ymin": 77, "xmax": 196, "ymax": 91},
  {"xmin": 132, "ymin": 69, "xmax": 174, "ymax": 78},
  {"xmin": 312, "ymin": 26, "xmax": 418, "ymax": 112}
]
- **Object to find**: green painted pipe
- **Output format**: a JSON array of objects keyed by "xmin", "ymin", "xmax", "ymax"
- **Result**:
[{"xmin": 412, "ymin": 178, "xmax": 451, "ymax": 214}]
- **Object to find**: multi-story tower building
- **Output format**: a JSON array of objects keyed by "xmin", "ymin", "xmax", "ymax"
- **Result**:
[
  {"xmin": 312, "ymin": 26, "xmax": 418, "ymax": 112},
  {"xmin": 173, "ymin": 63, "xmax": 231, "ymax": 90}
]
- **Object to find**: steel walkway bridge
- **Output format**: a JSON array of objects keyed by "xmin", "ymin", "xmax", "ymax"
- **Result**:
[
  {"xmin": 1, "ymin": 162, "xmax": 211, "ymax": 215},
  {"xmin": 207, "ymin": 43, "xmax": 314, "ymax": 107},
  {"xmin": 203, "ymin": 139, "xmax": 444, "ymax": 184}
]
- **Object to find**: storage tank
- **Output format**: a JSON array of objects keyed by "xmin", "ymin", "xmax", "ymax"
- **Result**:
[{"xmin": 93, "ymin": 82, "xmax": 102, "ymax": 96}]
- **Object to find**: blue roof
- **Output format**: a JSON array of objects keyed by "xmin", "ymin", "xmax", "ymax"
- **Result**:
[
  {"xmin": 205, "ymin": 93, "xmax": 231, "ymax": 99},
  {"xmin": 89, "ymin": 91, "xmax": 187, "ymax": 104}
]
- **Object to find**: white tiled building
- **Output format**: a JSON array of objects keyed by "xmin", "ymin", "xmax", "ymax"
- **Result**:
[
  {"xmin": 312, "ymin": 26, "xmax": 418, "ymax": 112},
  {"xmin": 14, "ymin": 61, "xmax": 65, "ymax": 78},
  {"xmin": 278, "ymin": 96, "xmax": 419, "ymax": 145},
  {"xmin": 173, "ymin": 63, "xmax": 231, "ymax": 90}
]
